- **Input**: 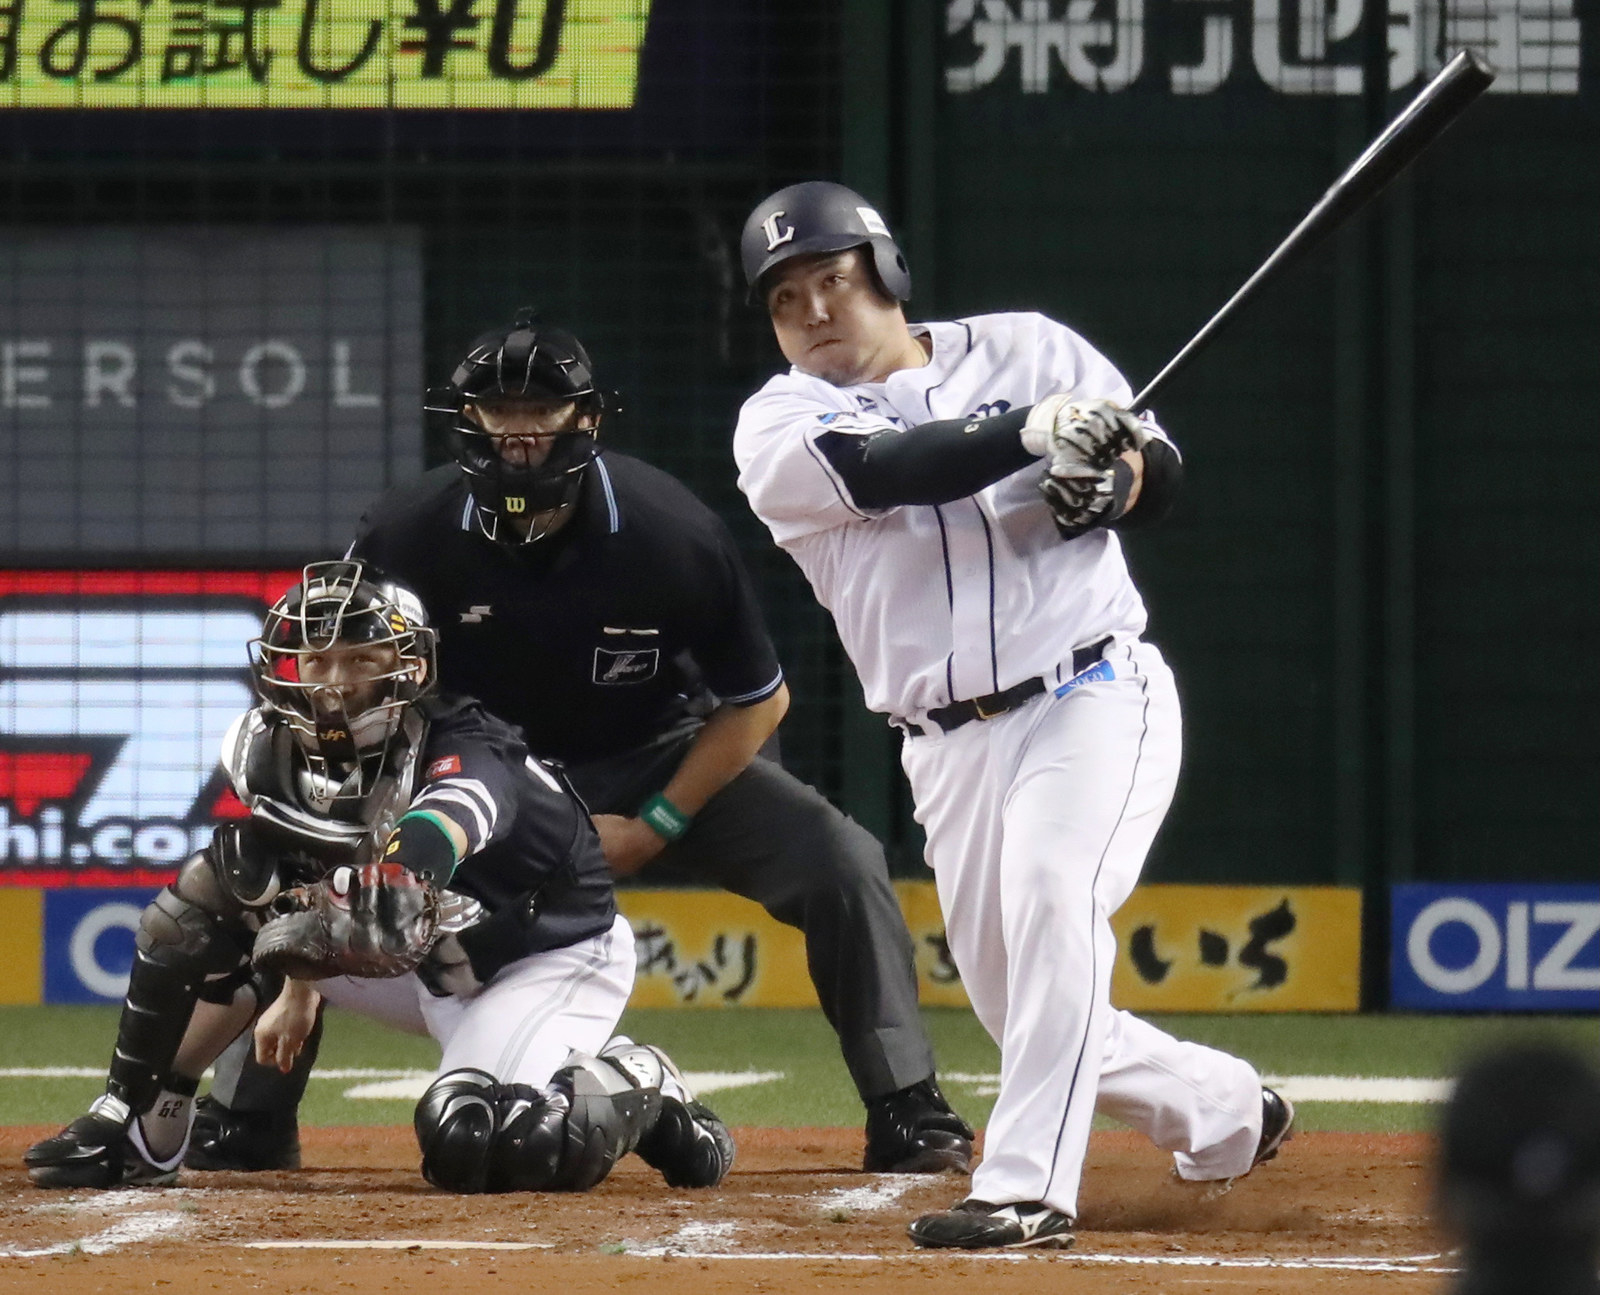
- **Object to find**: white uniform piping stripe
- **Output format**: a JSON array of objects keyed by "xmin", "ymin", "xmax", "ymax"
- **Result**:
[
  {"xmin": 720, "ymin": 668, "xmax": 785, "ymax": 705},
  {"xmin": 523, "ymin": 756, "xmax": 563, "ymax": 794},
  {"xmin": 495, "ymin": 926, "xmax": 616, "ymax": 1077},
  {"xmin": 460, "ymin": 494, "xmax": 475, "ymax": 531},
  {"xmin": 1045, "ymin": 643, "xmax": 1150, "ymax": 1200},
  {"xmin": 595, "ymin": 457, "xmax": 621, "ymax": 534},
  {"xmin": 413, "ymin": 782, "xmax": 495, "ymax": 841}
]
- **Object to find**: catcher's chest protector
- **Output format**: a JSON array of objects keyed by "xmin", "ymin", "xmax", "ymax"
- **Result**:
[{"xmin": 223, "ymin": 707, "xmax": 426, "ymax": 881}]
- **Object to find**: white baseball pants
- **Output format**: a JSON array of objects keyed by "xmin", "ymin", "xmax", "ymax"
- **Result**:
[
  {"xmin": 901, "ymin": 639, "xmax": 1263, "ymax": 1218},
  {"xmin": 317, "ymin": 913, "xmax": 636, "ymax": 1089}
]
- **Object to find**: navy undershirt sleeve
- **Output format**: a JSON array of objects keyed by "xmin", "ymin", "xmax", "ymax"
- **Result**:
[
  {"xmin": 1110, "ymin": 436, "xmax": 1183, "ymax": 531},
  {"xmin": 814, "ymin": 407, "xmax": 1037, "ymax": 509}
]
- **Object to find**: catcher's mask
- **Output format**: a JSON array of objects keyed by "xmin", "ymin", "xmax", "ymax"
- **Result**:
[
  {"xmin": 252, "ymin": 560, "xmax": 437, "ymax": 796},
  {"xmin": 426, "ymin": 310, "xmax": 605, "ymax": 545}
]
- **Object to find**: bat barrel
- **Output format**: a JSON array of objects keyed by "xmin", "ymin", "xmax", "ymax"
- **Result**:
[{"xmin": 1131, "ymin": 49, "xmax": 1495, "ymax": 413}]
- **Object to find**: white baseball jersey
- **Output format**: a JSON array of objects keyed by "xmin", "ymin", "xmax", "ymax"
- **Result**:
[{"xmin": 734, "ymin": 311, "xmax": 1172, "ymax": 722}]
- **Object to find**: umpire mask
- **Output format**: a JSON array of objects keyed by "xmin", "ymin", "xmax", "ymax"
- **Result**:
[{"xmin": 429, "ymin": 313, "xmax": 604, "ymax": 545}]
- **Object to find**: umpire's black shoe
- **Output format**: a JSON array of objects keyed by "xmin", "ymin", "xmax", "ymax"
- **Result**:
[
  {"xmin": 863, "ymin": 1078, "xmax": 974, "ymax": 1174},
  {"xmin": 908, "ymin": 1198, "xmax": 1075, "ymax": 1250},
  {"xmin": 184, "ymin": 1094, "xmax": 301, "ymax": 1171},
  {"xmin": 25, "ymin": 1095, "xmax": 182, "ymax": 1189}
]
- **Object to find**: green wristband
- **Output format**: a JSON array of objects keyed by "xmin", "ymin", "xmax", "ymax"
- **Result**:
[{"xmin": 639, "ymin": 792, "xmax": 692, "ymax": 842}]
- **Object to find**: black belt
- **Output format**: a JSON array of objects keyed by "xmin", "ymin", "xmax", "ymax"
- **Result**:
[{"xmin": 911, "ymin": 638, "xmax": 1112, "ymax": 738}]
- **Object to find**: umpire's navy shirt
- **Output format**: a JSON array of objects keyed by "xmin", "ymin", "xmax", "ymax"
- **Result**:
[{"xmin": 351, "ymin": 453, "xmax": 785, "ymax": 765}]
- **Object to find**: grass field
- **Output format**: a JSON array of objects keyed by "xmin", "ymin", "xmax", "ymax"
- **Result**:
[{"xmin": 2, "ymin": 1005, "xmax": 1593, "ymax": 1135}]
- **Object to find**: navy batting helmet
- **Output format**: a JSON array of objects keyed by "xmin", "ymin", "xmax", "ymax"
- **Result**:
[{"xmin": 741, "ymin": 182, "xmax": 911, "ymax": 305}]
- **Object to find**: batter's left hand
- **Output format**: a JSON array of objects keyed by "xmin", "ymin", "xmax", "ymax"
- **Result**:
[{"xmin": 593, "ymin": 813, "xmax": 668, "ymax": 877}]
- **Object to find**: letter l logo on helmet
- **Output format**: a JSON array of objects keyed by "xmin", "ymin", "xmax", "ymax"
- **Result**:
[{"xmin": 761, "ymin": 212, "xmax": 795, "ymax": 252}]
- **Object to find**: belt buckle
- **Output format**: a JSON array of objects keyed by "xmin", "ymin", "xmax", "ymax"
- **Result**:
[{"xmin": 971, "ymin": 696, "xmax": 1003, "ymax": 721}]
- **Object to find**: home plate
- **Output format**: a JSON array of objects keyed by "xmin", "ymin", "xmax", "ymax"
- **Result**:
[{"xmin": 344, "ymin": 1069, "xmax": 786, "ymax": 1101}]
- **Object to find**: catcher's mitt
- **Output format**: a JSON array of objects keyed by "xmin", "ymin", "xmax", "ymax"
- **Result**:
[{"xmin": 253, "ymin": 862, "xmax": 440, "ymax": 980}]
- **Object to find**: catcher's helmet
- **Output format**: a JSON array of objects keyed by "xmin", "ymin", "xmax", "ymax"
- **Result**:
[
  {"xmin": 252, "ymin": 561, "xmax": 436, "ymax": 790},
  {"xmin": 741, "ymin": 181, "xmax": 911, "ymax": 305},
  {"xmin": 426, "ymin": 311, "xmax": 604, "ymax": 545}
]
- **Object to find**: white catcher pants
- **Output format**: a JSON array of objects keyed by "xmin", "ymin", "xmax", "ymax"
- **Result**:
[
  {"xmin": 316, "ymin": 913, "xmax": 636, "ymax": 1089},
  {"xmin": 901, "ymin": 639, "xmax": 1263, "ymax": 1218}
]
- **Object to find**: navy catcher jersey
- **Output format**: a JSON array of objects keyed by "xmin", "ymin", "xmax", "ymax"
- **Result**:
[{"xmin": 411, "ymin": 695, "xmax": 616, "ymax": 955}]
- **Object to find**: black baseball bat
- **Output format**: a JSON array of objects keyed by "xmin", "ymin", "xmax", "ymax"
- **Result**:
[{"xmin": 1130, "ymin": 48, "xmax": 1495, "ymax": 413}]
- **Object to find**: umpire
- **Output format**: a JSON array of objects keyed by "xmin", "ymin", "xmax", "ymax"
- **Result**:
[{"xmin": 190, "ymin": 313, "xmax": 972, "ymax": 1176}]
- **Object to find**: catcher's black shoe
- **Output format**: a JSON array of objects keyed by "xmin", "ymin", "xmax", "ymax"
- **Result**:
[
  {"xmin": 25, "ymin": 1095, "xmax": 183, "ymax": 1189},
  {"xmin": 629, "ymin": 1046, "xmax": 736, "ymax": 1189},
  {"xmin": 908, "ymin": 1198, "xmax": 1075, "ymax": 1250},
  {"xmin": 184, "ymin": 1094, "xmax": 301, "ymax": 1171},
  {"xmin": 863, "ymin": 1077, "xmax": 974, "ymax": 1174}
]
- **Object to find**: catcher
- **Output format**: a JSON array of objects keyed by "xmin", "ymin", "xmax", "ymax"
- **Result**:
[{"xmin": 25, "ymin": 560, "xmax": 734, "ymax": 1194}]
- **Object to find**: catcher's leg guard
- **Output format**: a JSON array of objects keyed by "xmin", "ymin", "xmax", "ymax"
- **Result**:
[
  {"xmin": 413, "ymin": 1053, "xmax": 663, "ymax": 1195},
  {"xmin": 185, "ymin": 1002, "xmax": 320, "ymax": 1172},
  {"xmin": 104, "ymin": 851, "xmax": 253, "ymax": 1115},
  {"xmin": 602, "ymin": 1039, "xmax": 736, "ymax": 1189}
]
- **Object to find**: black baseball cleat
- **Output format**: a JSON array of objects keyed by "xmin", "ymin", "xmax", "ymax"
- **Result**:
[
  {"xmin": 1175, "ymin": 1086, "xmax": 1296, "ymax": 1198},
  {"xmin": 25, "ymin": 1095, "xmax": 183, "ymax": 1189},
  {"xmin": 629, "ymin": 1044, "xmax": 735, "ymax": 1189},
  {"xmin": 184, "ymin": 1094, "xmax": 302, "ymax": 1171},
  {"xmin": 908, "ymin": 1198, "xmax": 1075, "ymax": 1250},
  {"xmin": 863, "ymin": 1077, "xmax": 974, "ymax": 1174},
  {"xmin": 1253, "ymin": 1086, "xmax": 1296, "ymax": 1171}
]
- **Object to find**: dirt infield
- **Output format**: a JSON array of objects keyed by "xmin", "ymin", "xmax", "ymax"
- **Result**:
[{"xmin": 0, "ymin": 1126, "xmax": 1452, "ymax": 1293}]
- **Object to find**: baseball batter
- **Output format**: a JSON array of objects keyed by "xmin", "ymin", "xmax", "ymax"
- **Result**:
[
  {"xmin": 24, "ymin": 561, "xmax": 733, "ymax": 1194},
  {"xmin": 733, "ymin": 182, "xmax": 1294, "ymax": 1250}
]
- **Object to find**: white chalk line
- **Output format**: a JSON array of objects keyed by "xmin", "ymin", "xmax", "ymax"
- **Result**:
[
  {"xmin": 243, "ymin": 1240, "xmax": 554, "ymax": 1251},
  {"xmin": 942, "ymin": 1072, "xmax": 1454, "ymax": 1105},
  {"xmin": 614, "ymin": 1247, "xmax": 1460, "ymax": 1272},
  {"xmin": 1, "ymin": 1067, "xmax": 786, "ymax": 1102},
  {"xmin": 812, "ymin": 1178, "xmax": 920, "ymax": 1214},
  {"xmin": 345, "ymin": 1068, "xmax": 784, "ymax": 1101},
  {"xmin": 2, "ymin": 1067, "xmax": 1455, "ymax": 1103},
  {"xmin": 0, "ymin": 1209, "xmax": 192, "ymax": 1259}
]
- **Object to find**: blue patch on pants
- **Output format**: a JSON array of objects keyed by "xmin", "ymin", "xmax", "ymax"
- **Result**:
[{"xmin": 1053, "ymin": 657, "xmax": 1115, "ymax": 698}]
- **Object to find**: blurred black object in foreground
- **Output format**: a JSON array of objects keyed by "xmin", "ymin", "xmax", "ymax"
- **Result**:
[{"xmin": 1438, "ymin": 1043, "xmax": 1600, "ymax": 1295}]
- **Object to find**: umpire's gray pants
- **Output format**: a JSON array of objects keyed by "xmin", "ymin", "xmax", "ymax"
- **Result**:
[{"xmin": 565, "ymin": 723, "xmax": 935, "ymax": 1102}]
